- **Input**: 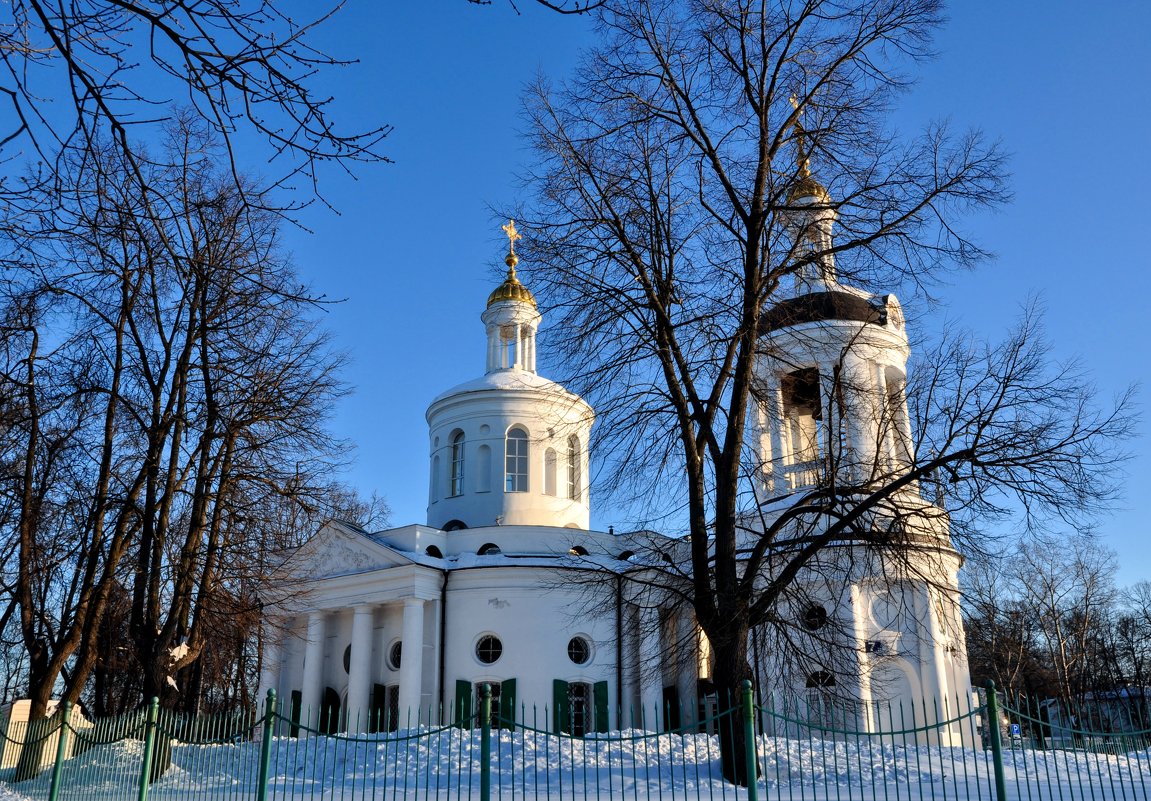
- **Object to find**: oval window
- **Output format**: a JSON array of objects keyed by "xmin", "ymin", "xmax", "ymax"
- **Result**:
[
  {"xmin": 567, "ymin": 636, "xmax": 591, "ymax": 665},
  {"xmin": 802, "ymin": 604, "xmax": 829, "ymax": 631},
  {"xmin": 476, "ymin": 634, "xmax": 503, "ymax": 664}
]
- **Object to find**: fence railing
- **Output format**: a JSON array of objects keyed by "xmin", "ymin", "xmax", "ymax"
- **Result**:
[{"xmin": 2, "ymin": 682, "xmax": 1149, "ymax": 801}]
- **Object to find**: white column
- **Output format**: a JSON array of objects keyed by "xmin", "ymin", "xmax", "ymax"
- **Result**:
[
  {"xmin": 300, "ymin": 611, "xmax": 326, "ymax": 732},
  {"xmin": 838, "ymin": 352, "xmax": 871, "ymax": 482},
  {"xmin": 874, "ymin": 364, "xmax": 894, "ymax": 469},
  {"xmin": 766, "ymin": 378, "xmax": 786, "ymax": 495},
  {"xmin": 398, "ymin": 599, "xmax": 425, "ymax": 725},
  {"xmin": 257, "ymin": 619, "xmax": 283, "ymax": 709},
  {"xmin": 638, "ymin": 605, "xmax": 663, "ymax": 730},
  {"xmin": 346, "ymin": 605, "xmax": 375, "ymax": 733},
  {"xmin": 850, "ymin": 585, "xmax": 874, "ymax": 731},
  {"xmin": 925, "ymin": 587, "xmax": 952, "ymax": 740}
]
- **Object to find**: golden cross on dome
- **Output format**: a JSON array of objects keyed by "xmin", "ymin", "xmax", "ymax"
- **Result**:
[
  {"xmin": 789, "ymin": 94, "xmax": 812, "ymax": 178},
  {"xmin": 502, "ymin": 219, "xmax": 522, "ymax": 255}
]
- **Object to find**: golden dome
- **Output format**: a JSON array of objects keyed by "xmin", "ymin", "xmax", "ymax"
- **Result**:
[
  {"xmin": 787, "ymin": 174, "xmax": 831, "ymax": 204},
  {"xmin": 487, "ymin": 251, "xmax": 537, "ymax": 308}
]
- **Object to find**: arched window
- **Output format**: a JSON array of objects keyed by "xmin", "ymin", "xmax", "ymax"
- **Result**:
[
  {"xmin": 805, "ymin": 669, "xmax": 837, "ymax": 727},
  {"xmin": 544, "ymin": 448, "xmax": 557, "ymax": 496},
  {"xmin": 477, "ymin": 542, "xmax": 501, "ymax": 555},
  {"xmin": 425, "ymin": 545, "xmax": 444, "ymax": 558},
  {"xmin": 505, "ymin": 428, "xmax": 529, "ymax": 492},
  {"xmin": 568, "ymin": 545, "xmax": 588, "ymax": 556},
  {"xmin": 449, "ymin": 431, "xmax": 465, "ymax": 496},
  {"xmin": 567, "ymin": 435, "xmax": 581, "ymax": 501}
]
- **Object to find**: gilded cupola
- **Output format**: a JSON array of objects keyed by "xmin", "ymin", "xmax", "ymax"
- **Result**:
[{"xmin": 487, "ymin": 220, "xmax": 537, "ymax": 308}]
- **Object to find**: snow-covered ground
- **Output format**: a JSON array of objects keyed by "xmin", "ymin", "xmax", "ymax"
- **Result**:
[{"xmin": 1, "ymin": 727, "xmax": 1147, "ymax": 801}]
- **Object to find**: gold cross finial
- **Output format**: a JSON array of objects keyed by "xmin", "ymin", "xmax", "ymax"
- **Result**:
[
  {"xmin": 789, "ymin": 95, "xmax": 812, "ymax": 178},
  {"xmin": 502, "ymin": 219, "xmax": 522, "ymax": 255}
]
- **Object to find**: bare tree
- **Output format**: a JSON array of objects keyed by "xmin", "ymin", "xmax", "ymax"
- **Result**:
[
  {"xmin": 1016, "ymin": 538, "xmax": 1117, "ymax": 717},
  {"xmin": 517, "ymin": 0, "xmax": 1132, "ymax": 782},
  {"xmin": 0, "ymin": 119, "xmax": 376, "ymax": 778},
  {"xmin": 0, "ymin": 1, "xmax": 388, "ymax": 207}
]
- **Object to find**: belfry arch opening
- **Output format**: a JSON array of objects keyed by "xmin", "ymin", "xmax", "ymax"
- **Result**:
[{"xmin": 781, "ymin": 367, "xmax": 823, "ymax": 488}]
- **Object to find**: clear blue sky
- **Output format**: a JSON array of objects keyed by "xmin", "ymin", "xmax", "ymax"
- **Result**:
[{"xmin": 278, "ymin": 2, "xmax": 1151, "ymax": 586}]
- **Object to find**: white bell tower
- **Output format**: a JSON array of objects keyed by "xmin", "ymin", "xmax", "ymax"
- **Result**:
[{"xmin": 745, "ymin": 128, "xmax": 971, "ymax": 727}]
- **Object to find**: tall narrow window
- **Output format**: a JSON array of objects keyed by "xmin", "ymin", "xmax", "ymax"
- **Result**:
[
  {"xmin": 477, "ymin": 444, "xmax": 492, "ymax": 492},
  {"xmin": 505, "ymin": 428, "xmax": 529, "ymax": 492},
  {"xmin": 567, "ymin": 436, "xmax": 581, "ymax": 501},
  {"xmin": 450, "ymin": 431, "xmax": 465, "ymax": 496},
  {"xmin": 544, "ymin": 448, "xmax": 557, "ymax": 496}
]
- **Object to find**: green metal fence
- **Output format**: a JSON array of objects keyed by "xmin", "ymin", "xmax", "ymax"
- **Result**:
[{"xmin": 2, "ymin": 682, "xmax": 1148, "ymax": 801}]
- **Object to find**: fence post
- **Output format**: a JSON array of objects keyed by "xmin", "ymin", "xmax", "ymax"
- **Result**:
[
  {"xmin": 741, "ymin": 679, "xmax": 759, "ymax": 801},
  {"xmin": 47, "ymin": 701, "xmax": 72, "ymax": 801},
  {"xmin": 137, "ymin": 697, "xmax": 160, "ymax": 801},
  {"xmin": 985, "ymin": 681, "xmax": 1007, "ymax": 801},
  {"xmin": 256, "ymin": 689, "xmax": 277, "ymax": 801},
  {"xmin": 480, "ymin": 683, "xmax": 492, "ymax": 801}
]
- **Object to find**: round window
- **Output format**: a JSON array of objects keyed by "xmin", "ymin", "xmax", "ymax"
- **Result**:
[
  {"xmin": 475, "ymin": 634, "xmax": 503, "ymax": 664},
  {"xmin": 567, "ymin": 636, "xmax": 591, "ymax": 665},
  {"xmin": 388, "ymin": 641, "xmax": 402, "ymax": 670},
  {"xmin": 802, "ymin": 604, "xmax": 829, "ymax": 631}
]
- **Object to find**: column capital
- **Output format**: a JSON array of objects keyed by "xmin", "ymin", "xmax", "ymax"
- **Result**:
[{"xmin": 403, "ymin": 597, "xmax": 426, "ymax": 609}]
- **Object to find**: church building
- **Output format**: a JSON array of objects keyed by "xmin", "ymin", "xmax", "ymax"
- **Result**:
[{"xmin": 259, "ymin": 180, "xmax": 971, "ymax": 738}]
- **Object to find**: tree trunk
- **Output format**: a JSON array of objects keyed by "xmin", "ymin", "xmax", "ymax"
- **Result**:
[{"xmin": 709, "ymin": 622, "xmax": 757, "ymax": 786}]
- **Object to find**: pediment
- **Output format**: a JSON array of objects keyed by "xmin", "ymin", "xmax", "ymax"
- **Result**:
[{"xmin": 281, "ymin": 520, "xmax": 412, "ymax": 581}]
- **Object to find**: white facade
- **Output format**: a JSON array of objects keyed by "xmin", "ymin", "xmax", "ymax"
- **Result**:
[{"xmin": 263, "ymin": 212, "xmax": 971, "ymax": 738}]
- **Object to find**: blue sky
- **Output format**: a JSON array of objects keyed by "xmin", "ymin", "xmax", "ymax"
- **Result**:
[{"xmin": 278, "ymin": 2, "xmax": 1150, "ymax": 585}]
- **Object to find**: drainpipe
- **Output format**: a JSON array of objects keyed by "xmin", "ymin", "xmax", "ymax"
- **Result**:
[
  {"xmin": 438, "ymin": 569, "xmax": 450, "ymax": 715},
  {"xmin": 615, "ymin": 572, "xmax": 624, "ymax": 722}
]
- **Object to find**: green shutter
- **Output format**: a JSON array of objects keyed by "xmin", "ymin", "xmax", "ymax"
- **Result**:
[
  {"xmin": 553, "ymin": 679, "xmax": 570, "ymax": 735},
  {"xmin": 289, "ymin": 690, "xmax": 302, "ymax": 738},
  {"xmin": 499, "ymin": 678, "xmax": 517, "ymax": 729},
  {"xmin": 455, "ymin": 679, "xmax": 473, "ymax": 728},
  {"xmin": 593, "ymin": 681, "xmax": 609, "ymax": 733}
]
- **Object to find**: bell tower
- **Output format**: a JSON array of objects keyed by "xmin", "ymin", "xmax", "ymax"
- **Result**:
[
  {"xmin": 745, "ymin": 113, "xmax": 970, "ymax": 725},
  {"xmin": 751, "ymin": 110, "xmax": 913, "ymax": 498}
]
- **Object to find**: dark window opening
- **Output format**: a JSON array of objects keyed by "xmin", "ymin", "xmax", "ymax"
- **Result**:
[{"xmin": 802, "ymin": 604, "xmax": 829, "ymax": 631}]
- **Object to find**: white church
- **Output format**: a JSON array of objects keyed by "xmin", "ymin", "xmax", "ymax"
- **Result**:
[{"xmin": 259, "ymin": 169, "xmax": 972, "ymax": 739}]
